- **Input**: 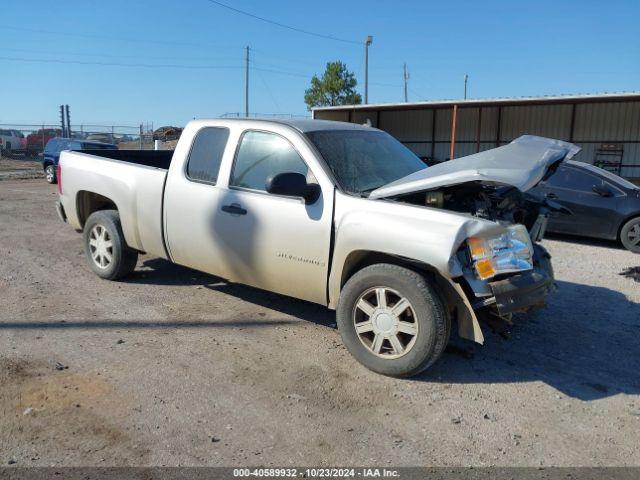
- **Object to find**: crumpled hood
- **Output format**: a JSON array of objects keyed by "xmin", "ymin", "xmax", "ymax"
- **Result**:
[{"xmin": 369, "ymin": 135, "xmax": 581, "ymax": 199}]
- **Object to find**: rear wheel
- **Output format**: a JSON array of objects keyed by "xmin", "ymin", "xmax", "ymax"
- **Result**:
[
  {"xmin": 44, "ymin": 164, "xmax": 56, "ymax": 184},
  {"xmin": 621, "ymin": 216, "xmax": 640, "ymax": 253},
  {"xmin": 83, "ymin": 210, "xmax": 138, "ymax": 280},
  {"xmin": 337, "ymin": 263, "xmax": 449, "ymax": 377}
]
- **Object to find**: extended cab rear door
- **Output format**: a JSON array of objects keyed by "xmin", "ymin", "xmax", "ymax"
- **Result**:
[{"xmin": 163, "ymin": 121, "xmax": 334, "ymax": 306}]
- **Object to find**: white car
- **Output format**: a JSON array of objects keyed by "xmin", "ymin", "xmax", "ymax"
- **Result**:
[{"xmin": 0, "ymin": 129, "xmax": 27, "ymax": 154}]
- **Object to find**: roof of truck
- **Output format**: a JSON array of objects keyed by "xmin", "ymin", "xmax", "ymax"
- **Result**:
[{"xmin": 212, "ymin": 117, "xmax": 373, "ymax": 133}]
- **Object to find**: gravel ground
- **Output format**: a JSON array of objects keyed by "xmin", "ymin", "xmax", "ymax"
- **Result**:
[
  {"xmin": 0, "ymin": 157, "xmax": 43, "ymax": 181},
  {"xmin": 0, "ymin": 179, "xmax": 639, "ymax": 467}
]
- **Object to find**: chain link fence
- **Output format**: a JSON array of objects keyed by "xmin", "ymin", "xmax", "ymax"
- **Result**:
[
  {"xmin": 0, "ymin": 123, "xmax": 157, "ymax": 159},
  {"xmin": 2, "ymin": 114, "xmax": 308, "ymax": 160}
]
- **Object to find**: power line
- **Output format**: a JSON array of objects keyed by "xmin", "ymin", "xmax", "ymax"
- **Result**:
[
  {"xmin": 0, "ymin": 55, "xmax": 243, "ymax": 70},
  {"xmin": 0, "ymin": 24, "xmax": 241, "ymax": 50},
  {"xmin": 203, "ymin": 0, "xmax": 360, "ymax": 45},
  {"xmin": 251, "ymin": 66, "xmax": 310, "ymax": 78},
  {"xmin": 0, "ymin": 53, "xmax": 328, "ymax": 80},
  {"xmin": 255, "ymin": 69, "xmax": 282, "ymax": 112},
  {"xmin": 0, "ymin": 46, "xmax": 241, "ymax": 63}
]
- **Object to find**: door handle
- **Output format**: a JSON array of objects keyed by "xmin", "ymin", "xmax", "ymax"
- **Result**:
[
  {"xmin": 221, "ymin": 203, "xmax": 247, "ymax": 215},
  {"xmin": 545, "ymin": 192, "xmax": 558, "ymax": 199}
]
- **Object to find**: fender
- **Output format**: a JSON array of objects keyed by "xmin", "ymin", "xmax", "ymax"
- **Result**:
[{"xmin": 326, "ymin": 194, "xmax": 507, "ymax": 343}]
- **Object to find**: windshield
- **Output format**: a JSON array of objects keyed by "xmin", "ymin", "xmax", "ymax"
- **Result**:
[{"xmin": 305, "ymin": 129, "xmax": 426, "ymax": 195}]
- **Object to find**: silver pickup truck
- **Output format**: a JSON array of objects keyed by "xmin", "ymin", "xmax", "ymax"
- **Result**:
[{"xmin": 56, "ymin": 118, "xmax": 579, "ymax": 377}]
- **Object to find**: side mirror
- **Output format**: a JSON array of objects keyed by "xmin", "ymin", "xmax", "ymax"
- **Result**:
[
  {"xmin": 592, "ymin": 184, "xmax": 613, "ymax": 197},
  {"xmin": 265, "ymin": 172, "xmax": 320, "ymax": 204}
]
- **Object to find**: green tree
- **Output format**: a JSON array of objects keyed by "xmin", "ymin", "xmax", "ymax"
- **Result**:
[{"xmin": 304, "ymin": 61, "xmax": 362, "ymax": 110}]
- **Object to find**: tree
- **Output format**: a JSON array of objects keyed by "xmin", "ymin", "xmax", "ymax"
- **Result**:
[{"xmin": 304, "ymin": 61, "xmax": 362, "ymax": 110}]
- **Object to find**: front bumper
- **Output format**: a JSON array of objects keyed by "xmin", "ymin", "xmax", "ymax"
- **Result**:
[
  {"xmin": 55, "ymin": 201, "xmax": 67, "ymax": 223},
  {"xmin": 488, "ymin": 251, "xmax": 555, "ymax": 315}
]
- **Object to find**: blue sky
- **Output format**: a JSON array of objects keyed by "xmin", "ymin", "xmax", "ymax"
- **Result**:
[{"xmin": 2, "ymin": 0, "xmax": 638, "ymax": 127}]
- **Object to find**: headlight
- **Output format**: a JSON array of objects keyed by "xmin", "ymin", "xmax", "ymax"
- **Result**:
[{"xmin": 467, "ymin": 225, "xmax": 534, "ymax": 280}]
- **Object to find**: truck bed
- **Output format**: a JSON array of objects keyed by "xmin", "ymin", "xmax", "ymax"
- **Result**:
[
  {"xmin": 80, "ymin": 149, "xmax": 173, "ymax": 169},
  {"xmin": 59, "ymin": 149, "xmax": 172, "ymax": 259}
]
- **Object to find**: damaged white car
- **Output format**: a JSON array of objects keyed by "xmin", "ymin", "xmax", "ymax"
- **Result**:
[{"xmin": 56, "ymin": 119, "xmax": 578, "ymax": 377}]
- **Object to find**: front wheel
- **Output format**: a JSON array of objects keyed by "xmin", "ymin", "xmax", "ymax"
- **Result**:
[
  {"xmin": 336, "ymin": 263, "xmax": 449, "ymax": 378},
  {"xmin": 44, "ymin": 164, "xmax": 56, "ymax": 184},
  {"xmin": 621, "ymin": 216, "xmax": 640, "ymax": 253},
  {"xmin": 83, "ymin": 210, "xmax": 138, "ymax": 280}
]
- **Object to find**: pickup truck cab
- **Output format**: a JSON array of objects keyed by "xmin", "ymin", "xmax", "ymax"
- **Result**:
[{"xmin": 56, "ymin": 119, "xmax": 577, "ymax": 377}]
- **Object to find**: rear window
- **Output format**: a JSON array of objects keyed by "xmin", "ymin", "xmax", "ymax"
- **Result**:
[
  {"xmin": 582, "ymin": 163, "xmax": 639, "ymax": 190},
  {"xmin": 186, "ymin": 127, "xmax": 229, "ymax": 184}
]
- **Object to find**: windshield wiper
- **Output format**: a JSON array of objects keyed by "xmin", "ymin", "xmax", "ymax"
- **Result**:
[{"xmin": 358, "ymin": 186, "xmax": 382, "ymax": 197}]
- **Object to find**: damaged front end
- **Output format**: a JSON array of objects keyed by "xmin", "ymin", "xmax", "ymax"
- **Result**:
[{"xmin": 370, "ymin": 135, "xmax": 580, "ymax": 340}]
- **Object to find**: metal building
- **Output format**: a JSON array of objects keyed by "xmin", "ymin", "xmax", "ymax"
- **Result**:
[{"xmin": 312, "ymin": 92, "xmax": 640, "ymax": 180}]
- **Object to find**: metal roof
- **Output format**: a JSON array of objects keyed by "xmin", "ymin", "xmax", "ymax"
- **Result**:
[{"xmin": 312, "ymin": 92, "xmax": 640, "ymax": 112}]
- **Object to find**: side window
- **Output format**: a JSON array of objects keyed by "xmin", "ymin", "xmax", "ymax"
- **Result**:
[
  {"xmin": 68, "ymin": 141, "xmax": 82, "ymax": 150},
  {"xmin": 547, "ymin": 167, "xmax": 600, "ymax": 192},
  {"xmin": 45, "ymin": 139, "xmax": 58, "ymax": 153},
  {"xmin": 564, "ymin": 168, "xmax": 601, "ymax": 192},
  {"xmin": 186, "ymin": 127, "xmax": 229, "ymax": 184},
  {"xmin": 230, "ymin": 131, "xmax": 308, "ymax": 192}
]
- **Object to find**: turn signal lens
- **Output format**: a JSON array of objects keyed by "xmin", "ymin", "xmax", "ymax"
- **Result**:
[{"xmin": 474, "ymin": 259, "xmax": 496, "ymax": 280}]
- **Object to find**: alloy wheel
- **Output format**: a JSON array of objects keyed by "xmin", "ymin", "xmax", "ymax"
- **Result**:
[
  {"xmin": 628, "ymin": 222, "xmax": 640, "ymax": 247},
  {"xmin": 352, "ymin": 286, "xmax": 419, "ymax": 359},
  {"xmin": 45, "ymin": 166, "xmax": 55, "ymax": 183},
  {"xmin": 89, "ymin": 225, "xmax": 113, "ymax": 269}
]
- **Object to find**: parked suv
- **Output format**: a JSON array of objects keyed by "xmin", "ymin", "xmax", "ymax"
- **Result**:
[
  {"xmin": 0, "ymin": 129, "xmax": 27, "ymax": 155},
  {"xmin": 43, "ymin": 138, "xmax": 117, "ymax": 184}
]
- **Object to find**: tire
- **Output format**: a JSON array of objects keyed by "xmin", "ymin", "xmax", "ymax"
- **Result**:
[
  {"xmin": 44, "ymin": 164, "xmax": 57, "ymax": 184},
  {"xmin": 83, "ymin": 210, "xmax": 138, "ymax": 280},
  {"xmin": 336, "ymin": 263, "xmax": 449, "ymax": 378},
  {"xmin": 620, "ymin": 216, "xmax": 640, "ymax": 253}
]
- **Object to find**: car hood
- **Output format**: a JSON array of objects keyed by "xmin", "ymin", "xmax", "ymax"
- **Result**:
[{"xmin": 369, "ymin": 135, "xmax": 581, "ymax": 199}]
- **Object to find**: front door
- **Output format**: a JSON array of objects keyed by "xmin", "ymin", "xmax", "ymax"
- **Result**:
[{"xmin": 213, "ymin": 130, "xmax": 333, "ymax": 305}]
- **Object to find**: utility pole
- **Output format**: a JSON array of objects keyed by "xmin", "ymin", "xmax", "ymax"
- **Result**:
[
  {"xmin": 403, "ymin": 63, "xmax": 409, "ymax": 102},
  {"xmin": 245, "ymin": 46, "xmax": 250, "ymax": 117},
  {"xmin": 65, "ymin": 105, "xmax": 71, "ymax": 137},
  {"xmin": 464, "ymin": 74, "xmax": 468, "ymax": 100},
  {"xmin": 59, "ymin": 105, "xmax": 66, "ymax": 138},
  {"xmin": 364, "ymin": 35, "xmax": 373, "ymax": 104}
]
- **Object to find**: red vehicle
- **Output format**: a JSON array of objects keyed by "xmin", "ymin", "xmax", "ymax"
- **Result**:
[{"xmin": 26, "ymin": 128, "xmax": 62, "ymax": 156}]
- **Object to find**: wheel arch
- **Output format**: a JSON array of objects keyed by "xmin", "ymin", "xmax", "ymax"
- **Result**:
[
  {"xmin": 335, "ymin": 249, "xmax": 484, "ymax": 344},
  {"xmin": 76, "ymin": 190, "xmax": 119, "ymax": 229}
]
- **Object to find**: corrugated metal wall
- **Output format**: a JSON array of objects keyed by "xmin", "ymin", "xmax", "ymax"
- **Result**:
[{"xmin": 315, "ymin": 99, "xmax": 640, "ymax": 179}]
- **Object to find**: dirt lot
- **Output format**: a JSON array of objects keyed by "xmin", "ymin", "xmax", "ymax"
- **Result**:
[
  {"xmin": 0, "ymin": 156, "xmax": 43, "ymax": 181},
  {"xmin": 0, "ymin": 178, "xmax": 639, "ymax": 467}
]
